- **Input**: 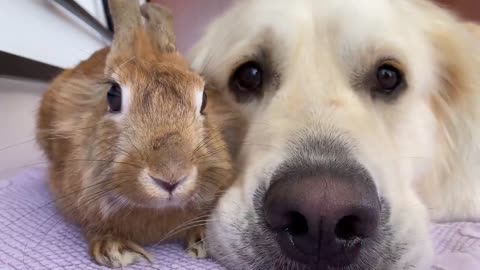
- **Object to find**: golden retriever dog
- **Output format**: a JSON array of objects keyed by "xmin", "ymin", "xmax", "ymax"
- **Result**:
[{"xmin": 189, "ymin": 0, "xmax": 480, "ymax": 269}]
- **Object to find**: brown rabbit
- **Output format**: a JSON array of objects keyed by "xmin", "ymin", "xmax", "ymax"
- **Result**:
[{"xmin": 36, "ymin": 0, "xmax": 233, "ymax": 268}]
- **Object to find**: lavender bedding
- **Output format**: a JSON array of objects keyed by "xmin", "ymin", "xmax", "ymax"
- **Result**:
[{"xmin": 0, "ymin": 167, "xmax": 479, "ymax": 270}]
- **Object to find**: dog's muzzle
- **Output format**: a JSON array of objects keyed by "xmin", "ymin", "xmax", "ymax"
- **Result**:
[{"xmin": 262, "ymin": 136, "xmax": 381, "ymax": 268}]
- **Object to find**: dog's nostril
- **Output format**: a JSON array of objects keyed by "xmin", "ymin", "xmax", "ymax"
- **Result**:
[
  {"xmin": 284, "ymin": 211, "xmax": 308, "ymax": 236},
  {"xmin": 335, "ymin": 215, "xmax": 361, "ymax": 240}
]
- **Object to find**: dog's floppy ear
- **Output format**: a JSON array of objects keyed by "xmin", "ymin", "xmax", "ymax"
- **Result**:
[
  {"xmin": 427, "ymin": 10, "xmax": 480, "ymax": 166},
  {"xmin": 428, "ymin": 19, "xmax": 480, "ymax": 107},
  {"xmin": 464, "ymin": 23, "xmax": 480, "ymax": 38}
]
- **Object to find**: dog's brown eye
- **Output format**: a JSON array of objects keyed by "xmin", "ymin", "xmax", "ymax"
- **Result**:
[
  {"xmin": 200, "ymin": 91, "xmax": 207, "ymax": 114},
  {"xmin": 231, "ymin": 61, "xmax": 263, "ymax": 93},
  {"xmin": 376, "ymin": 64, "xmax": 402, "ymax": 94},
  {"xmin": 107, "ymin": 82, "xmax": 122, "ymax": 113}
]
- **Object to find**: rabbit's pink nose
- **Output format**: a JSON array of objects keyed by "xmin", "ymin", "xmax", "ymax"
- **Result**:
[{"xmin": 150, "ymin": 175, "xmax": 188, "ymax": 193}]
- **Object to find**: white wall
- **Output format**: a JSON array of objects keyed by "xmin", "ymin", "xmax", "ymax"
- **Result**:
[
  {"xmin": 0, "ymin": 0, "xmax": 109, "ymax": 68},
  {"xmin": 0, "ymin": 0, "xmax": 235, "ymax": 67},
  {"xmin": 0, "ymin": 78, "xmax": 47, "ymax": 179},
  {"xmin": 0, "ymin": 0, "xmax": 110, "ymax": 178}
]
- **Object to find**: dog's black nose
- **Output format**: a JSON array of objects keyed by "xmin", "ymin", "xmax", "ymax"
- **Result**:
[{"xmin": 263, "ymin": 166, "xmax": 381, "ymax": 267}]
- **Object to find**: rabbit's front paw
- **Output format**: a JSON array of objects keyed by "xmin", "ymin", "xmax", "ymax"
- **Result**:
[
  {"xmin": 90, "ymin": 235, "xmax": 153, "ymax": 268},
  {"xmin": 186, "ymin": 230, "xmax": 207, "ymax": 259}
]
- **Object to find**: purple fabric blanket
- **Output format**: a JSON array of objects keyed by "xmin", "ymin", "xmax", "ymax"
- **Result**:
[{"xmin": 0, "ymin": 167, "xmax": 479, "ymax": 270}]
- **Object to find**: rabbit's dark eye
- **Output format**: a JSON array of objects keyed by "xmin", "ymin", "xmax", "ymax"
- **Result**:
[
  {"xmin": 107, "ymin": 82, "xmax": 122, "ymax": 113},
  {"xmin": 200, "ymin": 91, "xmax": 207, "ymax": 114}
]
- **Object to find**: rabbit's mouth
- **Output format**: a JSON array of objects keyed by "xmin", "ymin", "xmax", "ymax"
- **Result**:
[{"xmin": 98, "ymin": 166, "xmax": 202, "ymax": 211}]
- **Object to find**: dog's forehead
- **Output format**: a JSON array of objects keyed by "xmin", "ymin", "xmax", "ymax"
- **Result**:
[
  {"xmin": 230, "ymin": 0, "xmax": 407, "ymax": 39},
  {"xmin": 213, "ymin": 0, "xmax": 424, "ymax": 70},
  {"xmin": 315, "ymin": 0, "xmax": 397, "ymax": 24},
  {"xmin": 192, "ymin": 0, "xmax": 428, "ymax": 77}
]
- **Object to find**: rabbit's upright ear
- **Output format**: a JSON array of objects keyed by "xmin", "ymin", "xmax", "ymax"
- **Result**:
[
  {"xmin": 140, "ymin": 3, "xmax": 177, "ymax": 53},
  {"xmin": 105, "ymin": 0, "xmax": 142, "ymax": 72}
]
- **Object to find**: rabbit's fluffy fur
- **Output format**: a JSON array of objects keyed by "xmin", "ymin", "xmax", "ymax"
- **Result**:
[{"xmin": 37, "ymin": 1, "xmax": 233, "ymax": 268}]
